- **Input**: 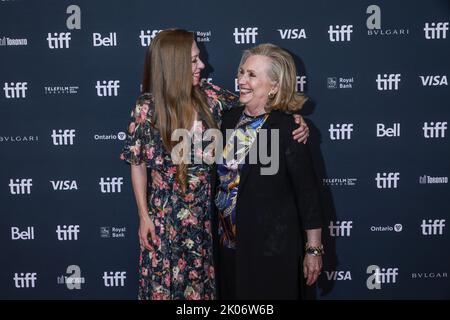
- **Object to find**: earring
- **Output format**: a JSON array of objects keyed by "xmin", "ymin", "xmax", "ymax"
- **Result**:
[{"xmin": 268, "ymin": 92, "xmax": 275, "ymax": 99}]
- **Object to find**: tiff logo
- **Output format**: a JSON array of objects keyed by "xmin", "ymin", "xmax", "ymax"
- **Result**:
[
  {"xmin": 3, "ymin": 82, "xmax": 27, "ymax": 98},
  {"xmin": 328, "ymin": 25, "xmax": 353, "ymax": 42},
  {"xmin": 376, "ymin": 123, "xmax": 400, "ymax": 137},
  {"xmin": 47, "ymin": 32, "xmax": 71, "ymax": 49},
  {"xmin": 9, "ymin": 178, "xmax": 32, "ymax": 195},
  {"xmin": 99, "ymin": 177, "xmax": 123, "ymax": 193},
  {"xmin": 233, "ymin": 27, "xmax": 258, "ymax": 44},
  {"xmin": 366, "ymin": 265, "xmax": 398, "ymax": 289},
  {"xmin": 11, "ymin": 227, "xmax": 35, "ymax": 240},
  {"xmin": 329, "ymin": 221, "xmax": 353, "ymax": 237},
  {"xmin": 329, "ymin": 124, "xmax": 353, "ymax": 140},
  {"xmin": 56, "ymin": 225, "xmax": 80, "ymax": 241},
  {"xmin": 51, "ymin": 129, "xmax": 76, "ymax": 145},
  {"xmin": 424, "ymin": 22, "xmax": 449, "ymax": 39},
  {"xmin": 296, "ymin": 76, "xmax": 306, "ymax": 92},
  {"xmin": 376, "ymin": 74, "xmax": 401, "ymax": 90},
  {"xmin": 139, "ymin": 30, "xmax": 161, "ymax": 47},
  {"xmin": 423, "ymin": 122, "xmax": 447, "ymax": 138},
  {"xmin": 421, "ymin": 219, "xmax": 445, "ymax": 235},
  {"xmin": 96, "ymin": 80, "xmax": 120, "ymax": 97},
  {"xmin": 375, "ymin": 172, "xmax": 400, "ymax": 189},
  {"xmin": 103, "ymin": 271, "xmax": 126, "ymax": 287},
  {"xmin": 13, "ymin": 273, "xmax": 37, "ymax": 288}
]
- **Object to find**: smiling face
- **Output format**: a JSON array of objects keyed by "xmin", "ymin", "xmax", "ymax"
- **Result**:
[
  {"xmin": 191, "ymin": 41, "xmax": 205, "ymax": 86},
  {"xmin": 237, "ymin": 54, "xmax": 278, "ymax": 112}
]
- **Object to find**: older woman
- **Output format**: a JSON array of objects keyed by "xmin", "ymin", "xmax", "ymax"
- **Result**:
[
  {"xmin": 121, "ymin": 30, "xmax": 309, "ymax": 300},
  {"xmin": 215, "ymin": 43, "xmax": 324, "ymax": 300}
]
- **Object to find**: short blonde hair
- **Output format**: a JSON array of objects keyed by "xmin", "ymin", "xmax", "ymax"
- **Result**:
[{"xmin": 238, "ymin": 43, "xmax": 307, "ymax": 113}]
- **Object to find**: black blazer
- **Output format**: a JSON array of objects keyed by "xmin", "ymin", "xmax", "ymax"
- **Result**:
[{"xmin": 219, "ymin": 106, "xmax": 323, "ymax": 300}]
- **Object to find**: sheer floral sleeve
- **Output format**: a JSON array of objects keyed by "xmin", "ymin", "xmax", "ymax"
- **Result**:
[
  {"xmin": 120, "ymin": 93, "xmax": 155, "ymax": 166},
  {"xmin": 201, "ymin": 82, "xmax": 240, "ymax": 126}
]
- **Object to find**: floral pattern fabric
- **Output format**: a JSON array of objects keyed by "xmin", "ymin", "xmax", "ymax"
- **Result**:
[{"xmin": 120, "ymin": 83, "xmax": 238, "ymax": 300}]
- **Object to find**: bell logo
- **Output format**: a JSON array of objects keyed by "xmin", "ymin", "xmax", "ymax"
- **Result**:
[
  {"xmin": 93, "ymin": 32, "xmax": 117, "ymax": 47},
  {"xmin": 103, "ymin": 271, "xmax": 126, "ymax": 287},
  {"xmin": 421, "ymin": 219, "xmax": 445, "ymax": 235},
  {"xmin": 51, "ymin": 129, "xmax": 76, "ymax": 145},
  {"xmin": 375, "ymin": 172, "xmax": 400, "ymax": 189},
  {"xmin": 278, "ymin": 29, "xmax": 307, "ymax": 40},
  {"xmin": 328, "ymin": 25, "xmax": 353, "ymax": 42},
  {"xmin": 96, "ymin": 80, "xmax": 120, "ymax": 97},
  {"xmin": 47, "ymin": 32, "xmax": 71, "ymax": 49},
  {"xmin": 13, "ymin": 273, "xmax": 37, "ymax": 288},
  {"xmin": 366, "ymin": 265, "xmax": 399, "ymax": 289},
  {"xmin": 329, "ymin": 124, "xmax": 353, "ymax": 140},
  {"xmin": 3, "ymin": 82, "xmax": 27, "ymax": 98},
  {"xmin": 296, "ymin": 76, "xmax": 306, "ymax": 92},
  {"xmin": 376, "ymin": 123, "xmax": 400, "ymax": 137},
  {"xmin": 423, "ymin": 122, "xmax": 447, "ymax": 138},
  {"xmin": 424, "ymin": 22, "xmax": 449, "ymax": 39},
  {"xmin": 329, "ymin": 221, "xmax": 353, "ymax": 237},
  {"xmin": 99, "ymin": 177, "xmax": 123, "ymax": 193},
  {"xmin": 376, "ymin": 74, "xmax": 401, "ymax": 90},
  {"xmin": 139, "ymin": 30, "xmax": 161, "ymax": 47},
  {"xmin": 233, "ymin": 27, "xmax": 258, "ymax": 44},
  {"xmin": 9, "ymin": 178, "xmax": 32, "ymax": 195},
  {"xmin": 56, "ymin": 225, "xmax": 80, "ymax": 241},
  {"xmin": 11, "ymin": 227, "xmax": 35, "ymax": 240},
  {"xmin": 420, "ymin": 75, "xmax": 448, "ymax": 86}
]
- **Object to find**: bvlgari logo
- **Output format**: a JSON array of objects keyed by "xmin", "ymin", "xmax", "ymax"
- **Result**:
[
  {"xmin": 366, "ymin": 5, "xmax": 409, "ymax": 37},
  {"xmin": 0, "ymin": 135, "xmax": 39, "ymax": 143}
]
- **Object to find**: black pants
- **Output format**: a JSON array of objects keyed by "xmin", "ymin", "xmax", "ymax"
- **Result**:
[{"xmin": 218, "ymin": 246, "xmax": 236, "ymax": 300}]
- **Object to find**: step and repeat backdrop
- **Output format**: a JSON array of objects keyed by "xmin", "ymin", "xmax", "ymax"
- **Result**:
[{"xmin": 1, "ymin": 0, "xmax": 449, "ymax": 299}]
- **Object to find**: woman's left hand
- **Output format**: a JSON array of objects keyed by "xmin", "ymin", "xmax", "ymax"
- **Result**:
[
  {"xmin": 303, "ymin": 254, "xmax": 322, "ymax": 286},
  {"xmin": 292, "ymin": 114, "xmax": 309, "ymax": 144}
]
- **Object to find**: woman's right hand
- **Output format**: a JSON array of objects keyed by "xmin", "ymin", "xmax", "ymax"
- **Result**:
[{"xmin": 139, "ymin": 215, "xmax": 157, "ymax": 251}]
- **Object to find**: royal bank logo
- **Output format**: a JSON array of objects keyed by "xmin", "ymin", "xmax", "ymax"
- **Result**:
[
  {"xmin": 100, "ymin": 226, "xmax": 127, "ymax": 238},
  {"xmin": 421, "ymin": 219, "xmax": 445, "ymax": 235},
  {"xmin": 329, "ymin": 221, "xmax": 353, "ymax": 237},
  {"xmin": 366, "ymin": 265, "xmax": 398, "ymax": 289},
  {"xmin": 366, "ymin": 5, "xmax": 409, "ymax": 37},
  {"xmin": 328, "ymin": 25, "xmax": 353, "ymax": 42},
  {"xmin": 424, "ymin": 22, "xmax": 449, "ymax": 39},
  {"xmin": 139, "ymin": 30, "xmax": 161, "ymax": 47},
  {"xmin": 13, "ymin": 273, "xmax": 37, "ymax": 288},
  {"xmin": 370, "ymin": 224, "xmax": 403, "ymax": 232},
  {"xmin": 278, "ymin": 28, "xmax": 307, "ymax": 40},
  {"xmin": 57, "ymin": 265, "xmax": 85, "ymax": 290},
  {"xmin": 47, "ymin": 32, "xmax": 71, "ymax": 49},
  {"xmin": 93, "ymin": 32, "xmax": 117, "ymax": 47},
  {"xmin": 419, "ymin": 175, "xmax": 448, "ymax": 184},
  {"xmin": 233, "ymin": 27, "xmax": 258, "ymax": 44},
  {"xmin": 93, "ymin": 132, "xmax": 126, "ymax": 141},
  {"xmin": 327, "ymin": 77, "xmax": 354, "ymax": 89},
  {"xmin": 196, "ymin": 30, "xmax": 211, "ymax": 42},
  {"xmin": 323, "ymin": 178, "xmax": 357, "ymax": 186},
  {"xmin": 44, "ymin": 86, "xmax": 79, "ymax": 95},
  {"xmin": 0, "ymin": 36, "xmax": 28, "ymax": 46}
]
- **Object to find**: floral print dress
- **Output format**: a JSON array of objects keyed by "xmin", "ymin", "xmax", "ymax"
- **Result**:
[{"xmin": 120, "ymin": 83, "xmax": 238, "ymax": 300}]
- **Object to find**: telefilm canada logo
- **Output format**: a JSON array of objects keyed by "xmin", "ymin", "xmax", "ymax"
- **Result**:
[
  {"xmin": 44, "ymin": 85, "xmax": 79, "ymax": 95},
  {"xmin": 323, "ymin": 178, "xmax": 357, "ymax": 186}
]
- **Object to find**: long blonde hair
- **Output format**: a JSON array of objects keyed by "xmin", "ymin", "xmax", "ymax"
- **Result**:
[
  {"xmin": 142, "ymin": 29, "xmax": 216, "ymax": 192},
  {"xmin": 238, "ymin": 43, "xmax": 308, "ymax": 113}
]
